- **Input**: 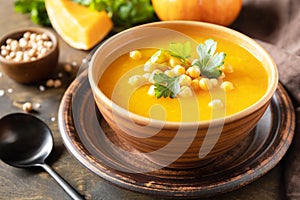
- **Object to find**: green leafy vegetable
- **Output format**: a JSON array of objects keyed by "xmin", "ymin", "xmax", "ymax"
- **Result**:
[
  {"xmin": 153, "ymin": 73, "xmax": 180, "ymax": 99},
  {"xmin": 168, "ymin": 41, "xmax": 191, "ymax": 67},
  {"xmin": 14, "ymin": 0, "xmax": 156, "ymax": 30},
  {"xmin": 72, "ymin": 0, "xmax": 157, "ymax": 30},
  {"xmin": 14, "ymin": 0, "xmax": 50, "ymax": 26},
  {"xmin": 193, "ymin": 39, "xmax": 226, "ymax": 78}
]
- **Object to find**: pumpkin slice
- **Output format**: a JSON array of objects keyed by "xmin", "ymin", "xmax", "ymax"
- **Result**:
[{"xmin": 45, "ymin": 0, "xmax": 113, "ymax": 50}]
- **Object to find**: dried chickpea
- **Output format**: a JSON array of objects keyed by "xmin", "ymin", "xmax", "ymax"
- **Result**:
[
  {"xmin": 53, "ymin": 79, "xmax": 62, "ymax": 88},
  {"xmin": 46, "ymin": 79, "xmax": 54, "ymax": 87},
  {"xmin": 22, "ymin": 102, "xmax": 33, "ymax": 112},
  {"xmin": 0, "ymin": 31, "xmax": 53, "ymax": 62}
]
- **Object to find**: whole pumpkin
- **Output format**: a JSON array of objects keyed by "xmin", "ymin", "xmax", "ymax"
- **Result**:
[{"xmin": 151, "ymin": 0, "xmax": 243, "ymax": 26}]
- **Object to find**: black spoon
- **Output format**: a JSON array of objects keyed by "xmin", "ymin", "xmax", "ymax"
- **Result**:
[{"xmin": 0, "ymin": 113, "xmax": 84, "ymax": 200}]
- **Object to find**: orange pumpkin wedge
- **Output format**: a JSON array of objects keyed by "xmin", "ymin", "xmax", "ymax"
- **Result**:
[
  {"xmin": 151, "ymin": 0, "xmax": 242, "ymax": 26},
  {"xmin": 45, "ymin": 0, "xmax": 113, "ymax": 50}
]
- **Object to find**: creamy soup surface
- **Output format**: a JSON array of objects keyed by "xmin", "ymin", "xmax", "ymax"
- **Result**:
[{"xmin": 98, "ymin": 36, "xmax": 268, "ymax": 122}]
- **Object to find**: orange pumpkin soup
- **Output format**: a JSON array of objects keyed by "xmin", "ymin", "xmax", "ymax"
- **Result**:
[{"xmin": 98, "ymin": 37, "xmax": 268, "ymax": 122}]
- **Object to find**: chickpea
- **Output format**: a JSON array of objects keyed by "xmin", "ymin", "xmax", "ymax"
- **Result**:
[
  {"xmin": 208, "ymin": 99, "xmax": 224, "ymax": 109},
  {"xmin": 46, "ymin": 79, "xmax": 54, "ymax": 87},
  {"xmin": 0, "ymin": 31, "xmax": 53, "ymax": 62},
  {"xmin": 172, "ymin": 65, "xmax": 186, "ymax": 76},
  {"xmin": 191, "ymin": 79, "xmax": 200, "ymax": 90},
  {"xmin": 147, "ymin": 85, "xmax": 156, "ymax": 97},
  {"xmin": 128, "ymin": 75, "xmax": 147, "ymax": 87},
  {"xmin": 186, "ymin": 65, "xmax": 200, "ymax": 78},
  {"xmin": 63, "ymin": 63, "xmax": 73, "ymax": 73},
  {"xmin": 1, "ymin": 49, "xmax": 8, "ymax": 56},
  {"xmin": 144, "ymin": 61, "xmax": 168, "ymax": 72},
  {"xmin": 23, "ymin": 32, "xmax": 31, "ymax": 39},
  {"xmin": 22, "ymin": 102, "xmax": 33, "ymax": 112},
  {"xmin": 178, "ymin": 74, "xmax": 192, "ymax": 86},
  {"xmin": 178, "ymin": 86, "xmax": 193, "ymax": 98},
  {"xmin": 220, "ymin": 81, "xmax": 234, "ymax": 91},
  {"xmin": 169, "ymin": 57, "xmax": 181, "ymax": 67},
  {"xmin": 199, "ymin": 78, "xmax": 213, "ymax": 90},
  {"xmin": 129, "ymin": 50, "xmax": 142, "ymax": 60},
  {"xmin": 221, "ymin": 63, "xmax": 234, "ymax": 73},
  {"xmin": 164, "ymin": 69, "xmax": 176, "ymax": 77},
  {"xmin": 54, "ymin": 79, "xmax": 62, "ymax": 88}
]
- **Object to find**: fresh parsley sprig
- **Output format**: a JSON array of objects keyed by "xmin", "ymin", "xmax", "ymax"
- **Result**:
[
  {"xmin": 153, "ymin": 73, "xmax": 180, "ymax": 99},
  {"xmin": 168, "ymin": 41, "xmax": 191, "ymax": 67},
  {"xmin": 193, "ymin": 39, "xmax": 226, "ymax": 78}
]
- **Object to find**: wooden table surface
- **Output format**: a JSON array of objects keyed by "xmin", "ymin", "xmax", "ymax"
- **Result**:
[{"xmin": 0, "ymin": 1, "xmax": 286, "ymax": 200}]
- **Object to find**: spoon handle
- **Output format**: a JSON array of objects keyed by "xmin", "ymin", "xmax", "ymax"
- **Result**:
[{"xmin": 41, "ymin": 163, "xmax": 85, "ymax": 200}]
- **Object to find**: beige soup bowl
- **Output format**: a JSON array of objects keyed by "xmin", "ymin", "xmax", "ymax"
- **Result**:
[{"xmin": 89, "ymin": 21, "xmax": 278, "ymax": 169}]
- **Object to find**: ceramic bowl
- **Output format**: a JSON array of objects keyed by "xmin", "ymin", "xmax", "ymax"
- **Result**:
[
  {"xmin": 89, "ymin": 21, "xmax": 278, "ymax": 169},
  {"xmin": 0, "ymin": 27, "xmax": 59, "ymax": 84}
]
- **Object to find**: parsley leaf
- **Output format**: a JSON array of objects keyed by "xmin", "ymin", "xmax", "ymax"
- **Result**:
[
  {"xmin": 153, "ymin": 73, "xmax": 180, "ymax": 99},
  {"xmin": 194, "ymin": 39, "xmax": 226, "ymax": 78},
  {"xmin": 168, "ymin": 41, "xmax": 191, "ymax": 67}
]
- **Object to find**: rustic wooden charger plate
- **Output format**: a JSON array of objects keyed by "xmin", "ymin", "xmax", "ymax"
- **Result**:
[{"xmin": 58, "ymin": 69, "xmax": 295, "ymax": 199}]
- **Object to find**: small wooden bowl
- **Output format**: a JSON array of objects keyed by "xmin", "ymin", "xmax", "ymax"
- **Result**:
[
  {"xmin": 0, "ymin": 27, "xmax": 59, "ymax": 84},
  {"xmin": 89, "ymin": 21, "xmax": 278, "ymax": 169}
]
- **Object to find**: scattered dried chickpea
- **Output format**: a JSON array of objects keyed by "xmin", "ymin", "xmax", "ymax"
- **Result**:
[
  {"xmin": 63, "ymin": 63, "xmax": 73, "ymax": 73},
  {"xmin": 53, "ymin": 79, "xmax": 62, "ymax": 88},
  {"xmin": 46, "ymin": 79, "xmax": 54, "ymax": 87},
  {"xmin": 22, "ymin": 102, "xmax": 33, "ymax": 112},
  {"xmin": 0, "ymin": 31, "xmax": 53, "ymax": 62}
]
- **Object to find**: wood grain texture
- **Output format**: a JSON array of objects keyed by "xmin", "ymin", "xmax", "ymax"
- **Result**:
[{"xmin": 58, "ymin": 69, "xmax": 294, "ymax": 199}]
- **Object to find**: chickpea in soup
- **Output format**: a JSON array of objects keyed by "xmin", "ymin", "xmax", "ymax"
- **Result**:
[{"xmin": 98, "ymin": 38, "xmax": 268, "ymax": 122}]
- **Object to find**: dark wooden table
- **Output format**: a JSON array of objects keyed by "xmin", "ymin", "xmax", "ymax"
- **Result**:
[{"xmin": 0, "ymin": 1, "xmax": 286, "ymax": 200}]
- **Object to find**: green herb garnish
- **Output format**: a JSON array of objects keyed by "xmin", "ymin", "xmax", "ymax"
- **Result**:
[
  {"xmin": 72, "ymin": 0, "xmax": 157, "ymax": 30},
  {"xmin": 14, "ymin": 0, "xmax": 51, "ymax": 26},
  {"xmin": 168, "ymin": 41, "xmax": 191, "ymax": 67},
  {"xmin": 193, "ymin": 39, "xmax": 226, "ymax": 78},
  {"xmin": 153, "ymin": 73, "xmax": 180, "ymax": 99}
]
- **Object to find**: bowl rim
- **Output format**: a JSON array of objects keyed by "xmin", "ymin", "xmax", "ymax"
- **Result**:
[
  {"xmin": 0, "ymin": 27, "xmax": 58, "ymax": 64},
  {"xmin": 88, "ymin": 21, "xmax": 278, "ymax": 128}
]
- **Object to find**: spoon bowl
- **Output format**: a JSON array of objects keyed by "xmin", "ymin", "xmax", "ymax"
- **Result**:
[{"xmin": 0, "ymin": 113, "xmax": 84, "ymax": 200}]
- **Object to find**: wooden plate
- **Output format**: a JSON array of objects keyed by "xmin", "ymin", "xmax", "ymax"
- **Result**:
[{"xmin": 58, "ymin": 69, "xmax": 295, "ymax": 199}]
